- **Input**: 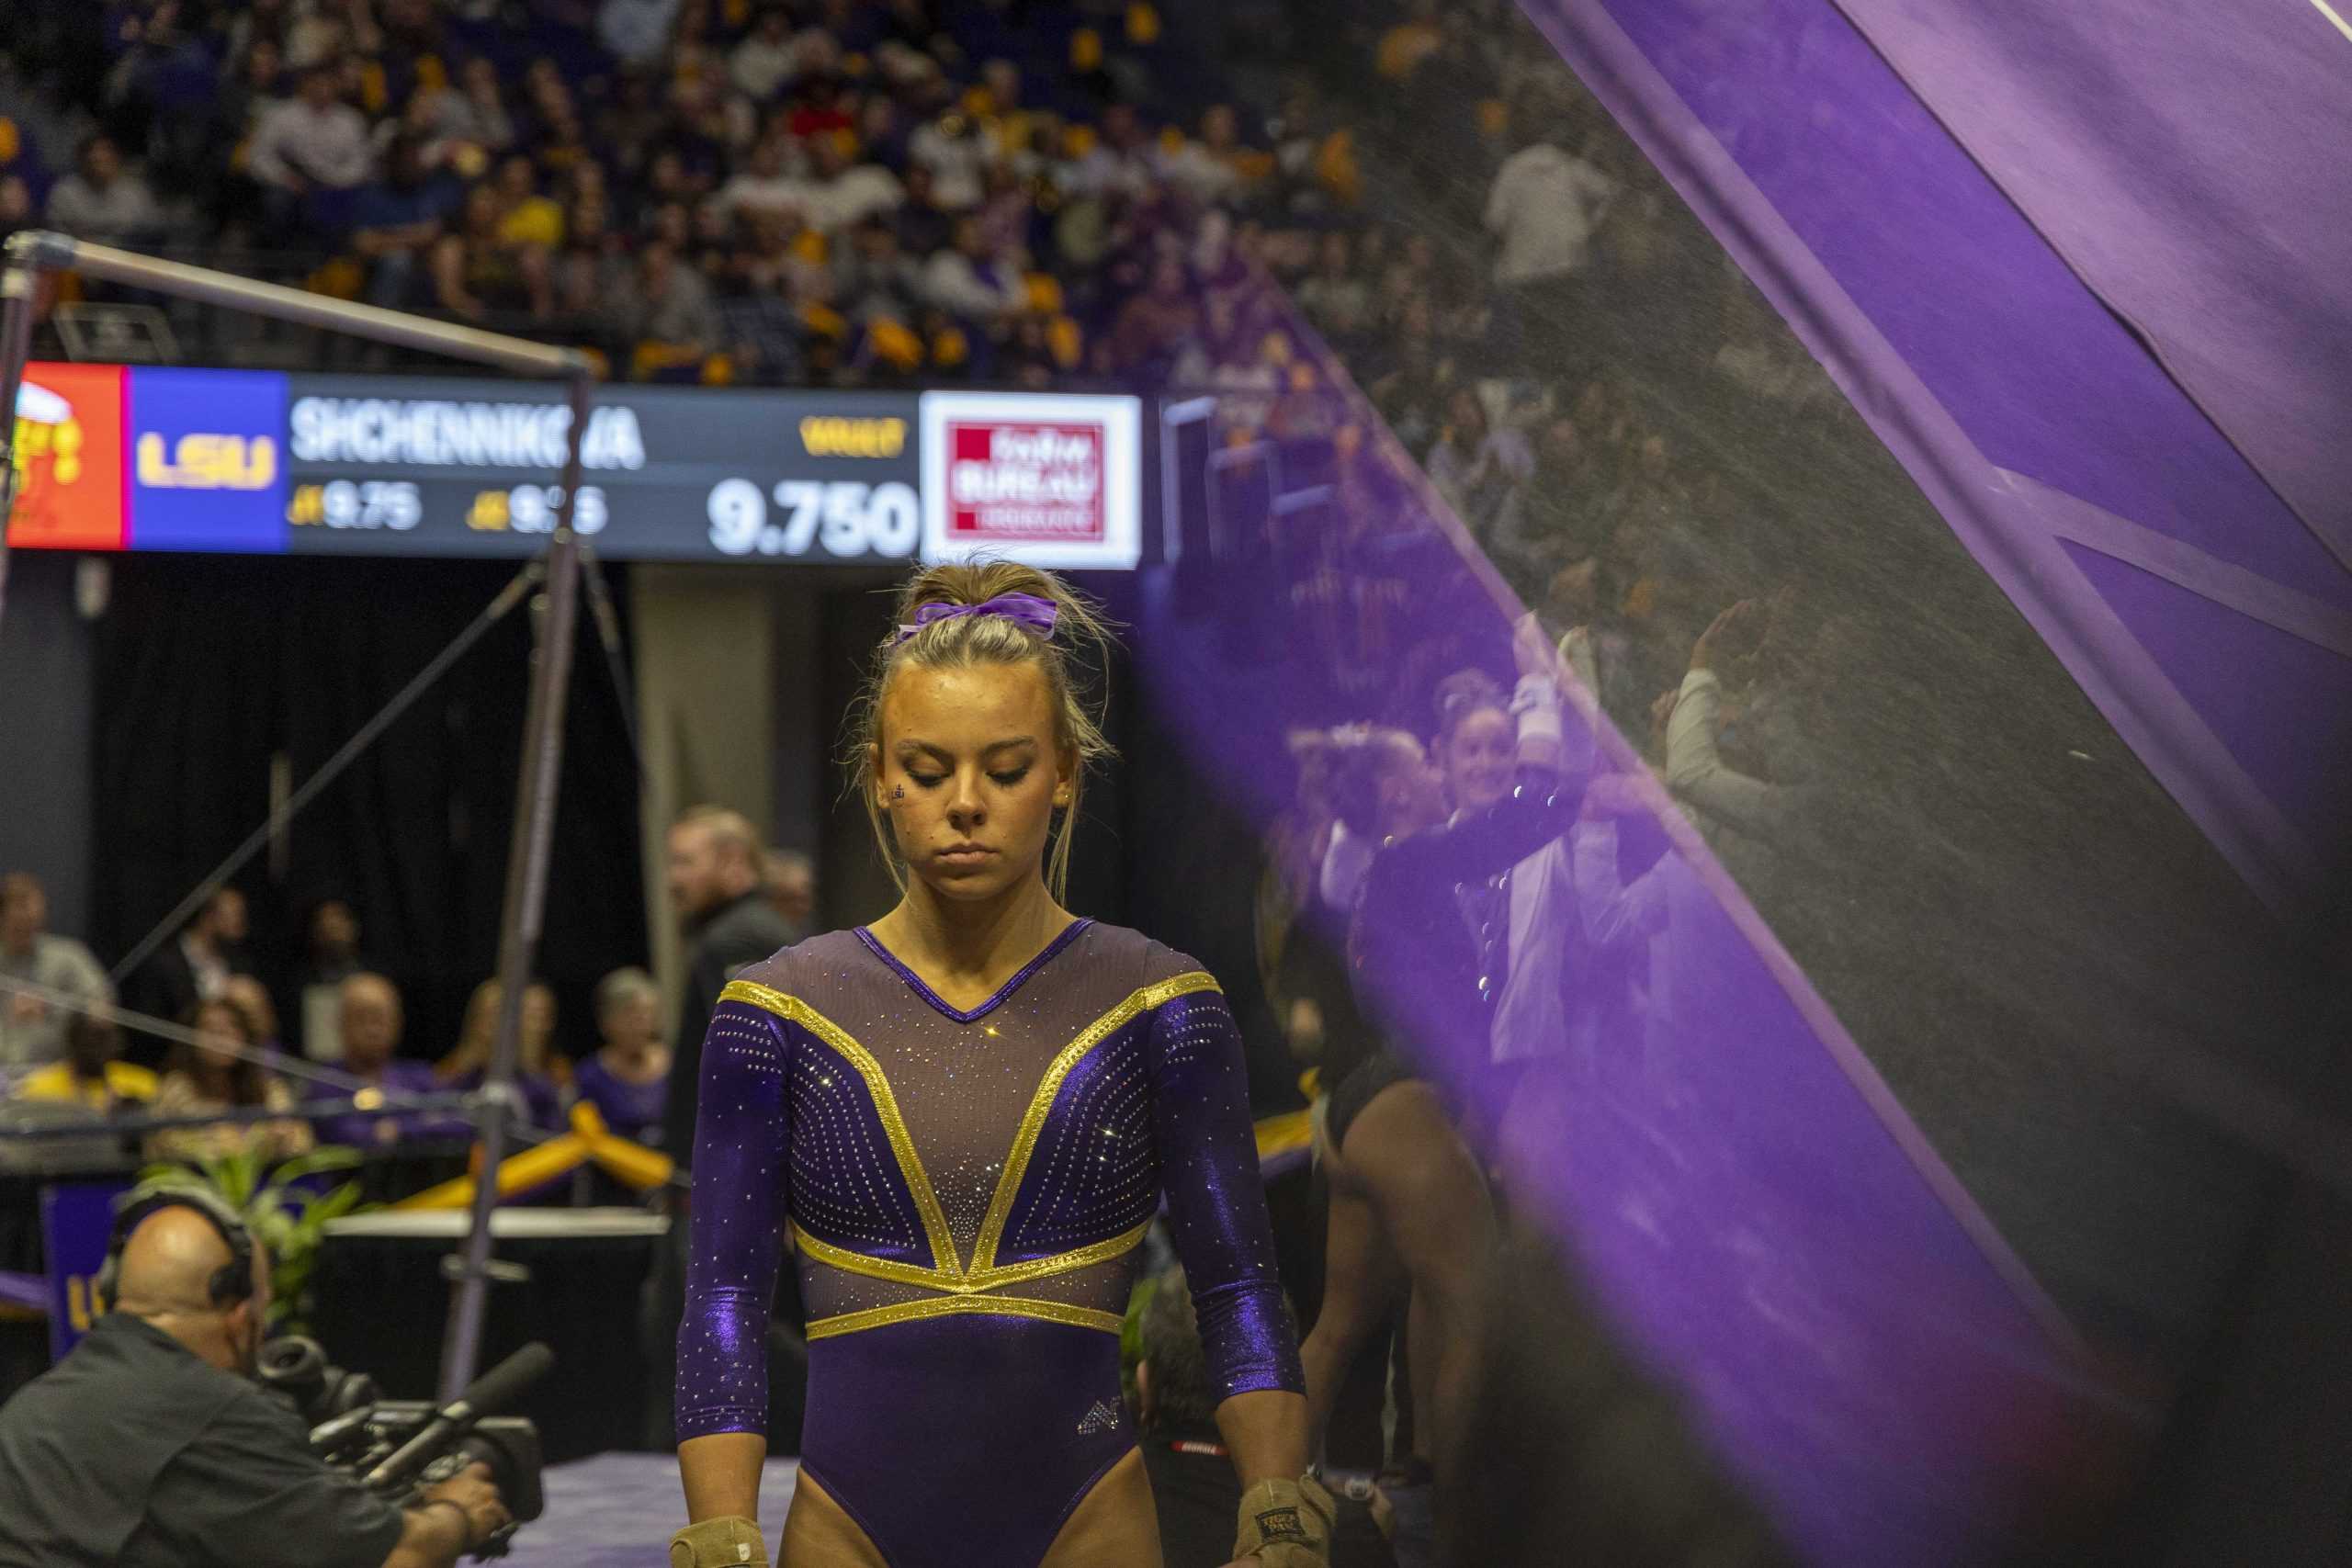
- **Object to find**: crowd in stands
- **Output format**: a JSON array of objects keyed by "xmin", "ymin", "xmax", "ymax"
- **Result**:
[
  {"xmin": 0, "ymin": 0, "xmax": 1336, "ymax": 386},
  {"xmin": 0, "ymin": 833, "xmax": 805, "ymax": 1170}
]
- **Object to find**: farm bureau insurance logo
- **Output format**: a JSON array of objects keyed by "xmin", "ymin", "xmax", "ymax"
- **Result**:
[{"xmin": 918, "ymin": 392, "xmax": 1140, "ymax": 570}]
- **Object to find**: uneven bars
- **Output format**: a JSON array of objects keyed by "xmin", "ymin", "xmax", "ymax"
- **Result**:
[
  {"xmin": 0, "ymin": 231, "xmax": 602, "ymax": 1396},
  {"xmin": 3, "ymin": 231, "xmax": 593, "ymax": 378},
  {"xmin": 437, "ymin": 373, "xmax": 592, "ymax": 1403}
]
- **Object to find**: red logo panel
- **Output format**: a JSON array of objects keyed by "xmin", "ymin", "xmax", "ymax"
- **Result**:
[{"xmin": 7, "ymin": 363, "xmax": 127, "ymax": 551}]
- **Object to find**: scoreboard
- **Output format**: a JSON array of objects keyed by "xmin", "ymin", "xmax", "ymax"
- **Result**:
[{"xmin": 6, "ymin": 366, "xmax": 1141, "ymax": 569}]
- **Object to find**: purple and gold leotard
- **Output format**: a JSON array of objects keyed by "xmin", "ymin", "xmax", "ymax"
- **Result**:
[{"xmin": 677, "ymin": 919, "xmax": 1304, "ymax": 1568}]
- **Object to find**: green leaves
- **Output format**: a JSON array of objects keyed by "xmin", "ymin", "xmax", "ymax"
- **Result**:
[{"xmin": 128, "ymin": 1144, "xmax": 377, "ymax": 1333}]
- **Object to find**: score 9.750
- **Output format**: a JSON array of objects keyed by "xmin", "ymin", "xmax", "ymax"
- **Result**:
[{"xmin": 706, "ymin": 479, "xmax": 919, "ymax": 559}]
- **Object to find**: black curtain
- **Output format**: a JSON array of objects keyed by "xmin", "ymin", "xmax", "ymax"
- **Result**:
[{"xmin": 92, "ymin": 555, "xmax": 647, "ymax": 1066}]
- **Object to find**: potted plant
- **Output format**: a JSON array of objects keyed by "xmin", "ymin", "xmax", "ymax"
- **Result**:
[{"xmin": 130, "ymin": 1145, "xmax": 374, "ymax": 1335}]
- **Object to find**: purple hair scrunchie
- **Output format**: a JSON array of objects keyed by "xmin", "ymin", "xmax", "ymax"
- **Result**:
[{"xmin": 892, "ymin": 591, "xmax": 1061, "ymax": 647}]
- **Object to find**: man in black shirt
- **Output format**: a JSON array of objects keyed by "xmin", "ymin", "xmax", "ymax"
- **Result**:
[
  {"xmin": 657, "ymin": 806, "xmax": 801, "ymax": 1167},
  {"xmin": 0, "ymin": 1198, "xmax": 507, "ymax": 1568}
]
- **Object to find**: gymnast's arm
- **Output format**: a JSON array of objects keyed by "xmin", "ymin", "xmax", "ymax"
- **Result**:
[
  {"xmin": 1148, "ymin": 986, "xmax": 1310, "ymax": 1488},
  {"xmin": 675, "ymin": 1001, "xmax": 791, "ymax": 1524}
]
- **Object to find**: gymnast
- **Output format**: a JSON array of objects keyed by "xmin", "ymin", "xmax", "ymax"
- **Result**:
[{"xmin": 671, "ymin": 560, "xmax": 1329, "ymax": 1568}]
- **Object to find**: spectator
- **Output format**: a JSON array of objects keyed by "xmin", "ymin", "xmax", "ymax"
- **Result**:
[
  {"xmin": 892, "ymin": 161, "xmax": 955, "ymax": 257},
  {"xmin": 0, "ymin": 174, "xmax": 35, "ymax": 248},
  {"xmin": 1109, "ymin": 254, "xmax": 1201, "ymax": 374},
  {"xmin": 1158, "ymin": 104, "xmax": 1266, "ymax": 207},
  {"xmin": 729, "ymin": 5, "xmax": 801, "ymax": 103},
  {"xmin": 13, "ymin": 1009, "xmax": 158, "ymax": 1112},
  {"xmin": 920, "ymin": 214, "xmax": 1025, "ymax": 323},
  {"xmin": 221, "ymin": 976, "xmax": 284, "ymax": 1056},
  {"xmin": 286, "ymin": 897, "xmax": 368, "ymax": 1064},
  {"xmin": 835, "ymin": 214, "xmax": 922, "ymax": 322},
  {"xmin": 711, "ymin": 134, "xmax": 803, "ymax": 225},
  {"xmin": 908, "ymin": 102, "xmax": 998, "ymax": 210},
  {"xmin": 244, "ymin": 62, "xmax": 376, "ymax": 228},
  {"xmin": 1425, "ymin": 386, "xmax": 1533, "ymax": 538},
  {"xmin": 795, "ymin": 130, "xmax": 903, "ymax": 235},
  {"xmin": 573, "ymin": 967, "xmax": 670, "ymax": 1146},
  {"xmin": 45, "ymin": 134, "xmax": 167, "ymax": 248},
  {"xmin": 1062, "ymin": 101, "xmax": 1157, "ymax": 202},
  {"xmin": 610, "ymin": 239, "xmax": 725, "ymax": 363},
  {"xmin": 135, "ymin": 887, "xmax": 251, "ymax": 1033},
  {"xmin": 717, "ymin": 247, "xmax": 807, "ymax": 385},
  {"xmin": 491, "ymin": 153, "xmax": 564, "ymax": 250},
  {"xmin": 348, "ymin": 134, "xmax": 458, "ymax": 309},
  {"xmin": 656, "ymin": 805, "xmax": 796, "ymax": 1169},
  {"xmin": 440, "ymin": 56, "xmax": 516, "ymax": 152},
  {"xmin": 599, "ymin": 0, "xmax": 684, "ymax": 71},
  {"xmin": 308, "ymin": 972, "xmax": 454, "ymax": 1148},
  {"xmin": 148, "ymin": 998, "xmax": 313, "ymax": 1165},
  {"xmin": 0, "ymin": 873, "xmax": 113, "ymax": 1076},
  {"xmin": 430, "ymin": 181, "xmax": 553, "ymax": 322},
  {"xmin": 1484, "ymin": 123, "xmax": 1614, "ymax": 288},
  {"xmin": 1295, "ymin": 231, "xmax": 1373, "ymax": 339},
  {"xmin": 435, "ymin": 979, "xmax": 560, "ymax": 1089}
]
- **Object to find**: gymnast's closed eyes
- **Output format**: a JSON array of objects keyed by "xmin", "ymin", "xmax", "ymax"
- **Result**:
[{"xmin": 671, "ymin": 560, "xmax": 1330, "ymax": 1568}]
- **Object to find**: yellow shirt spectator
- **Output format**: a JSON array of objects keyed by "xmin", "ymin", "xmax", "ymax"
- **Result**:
[
  {"xmin": 16, "ymin": 1060, "xmax": 158, "ymax": 1111},
  {"xmin": 497, "ymin": 194, "xmax": 564, "ymax": 250}
]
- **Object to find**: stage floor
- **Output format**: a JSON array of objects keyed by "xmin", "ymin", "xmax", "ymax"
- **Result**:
[{"xmin": 507, "ymin": 1451, "xmax": 800, "ymax": 1565}]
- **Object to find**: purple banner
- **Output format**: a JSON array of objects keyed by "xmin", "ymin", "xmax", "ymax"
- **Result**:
[{"xmin": 39, "ymin": 1179, "xmax": 130, "ymax": 1361}]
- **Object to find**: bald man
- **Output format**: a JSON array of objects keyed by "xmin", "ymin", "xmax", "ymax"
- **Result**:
[
  {"xmin": 304, "ymin": 974, "xmax": 464, "ymax": 1147},
  {"xmin": 0, "ymin": 1202, "xmax": 508, "ymax": 1568}
]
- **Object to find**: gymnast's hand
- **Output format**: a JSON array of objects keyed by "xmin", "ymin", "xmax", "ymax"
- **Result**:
[{"xmin": 1227, "ymin": 1473, "xmax": 1334, "ymax": 1567}]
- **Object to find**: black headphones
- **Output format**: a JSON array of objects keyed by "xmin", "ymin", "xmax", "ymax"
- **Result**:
[{"xmin": 94, "ymin": 1188, "xmax": 258, "ymax": 1313}]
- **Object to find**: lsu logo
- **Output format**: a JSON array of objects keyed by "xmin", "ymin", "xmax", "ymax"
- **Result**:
[{"xmin": 137, "ymin": 431, "xmax": 278, "ymax": 490}]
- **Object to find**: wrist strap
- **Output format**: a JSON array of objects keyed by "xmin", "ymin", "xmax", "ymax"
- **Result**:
[{"xmin": 424, "ymin": 1498, "xmax": 476, "ymax": 1552}]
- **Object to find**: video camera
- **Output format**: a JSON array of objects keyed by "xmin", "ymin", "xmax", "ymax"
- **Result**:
[{"xmin": 258, "ymin": 1337, "xmax": 551, "ymax": 1559}]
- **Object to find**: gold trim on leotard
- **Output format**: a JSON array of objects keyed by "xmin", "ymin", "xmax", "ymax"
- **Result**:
[
  {"xmin": 803, "ymin": 1292, "xmax": 1125, "ymax": 1340},
  {"xmin": 970, "ymin": 972, "xmax": 1220, "ymax": 1275},
  {"xmin": 718, "ymin": 979, "xmax": 959, "ymax": 1276},
  {"xmin": 719, "ymin": 971, "xmax": 1220, "ymax": 1340},
  {"xmin": 791, "ymin": 1217, "xmax": 1154, "ymax": 1295}
]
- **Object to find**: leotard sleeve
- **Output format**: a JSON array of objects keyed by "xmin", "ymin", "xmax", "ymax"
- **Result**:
[
  {"xmin": 1149, "ymin": 981, "xmax": 1306, "ymax": 1400},
  {"xmin": 675, "ymin": 994, "xmax": 792, "ymax": 1441}
]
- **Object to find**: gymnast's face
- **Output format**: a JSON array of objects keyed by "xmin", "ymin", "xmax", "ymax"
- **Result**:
[{"xmin": 876, "ymin": 660, "xmax": 1075, "ymax": 904}]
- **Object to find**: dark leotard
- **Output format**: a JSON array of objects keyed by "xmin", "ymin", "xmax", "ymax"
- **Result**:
[{"xmin": 677, "ymin": 919, "xmax": 1303, "ymax": 1568}]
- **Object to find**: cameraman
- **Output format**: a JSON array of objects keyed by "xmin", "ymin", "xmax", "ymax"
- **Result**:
[{"xmin": 0, "ymin": 1196, "xmax": 509, "ymax": 1568}]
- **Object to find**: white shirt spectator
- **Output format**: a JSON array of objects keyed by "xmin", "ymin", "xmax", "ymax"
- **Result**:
[
  {"xmin": 46, "ymin": 168, "xmax": 166, "ymax": 247},
  {"xmin": 795, "ymin": 165, "xmax": 904, "ymax": 235},
  {"xmin": 1485, "ymin": 142, "xmax": 1615, "ymax": 285},
  {"xmin": 729, "ymin": 23, "xmax": 800, "ymax": 101},
  {"xmin": 713, "ymin": 170, "xmax": 807, "ymax": 224},
  {"xmin": 598, "ymin": 0, "xmax": 684, "ymax": 69},
  {"xmin": 247, "ymin": 96, "xmax": 376, "ymax": 190},
  {"xmin": 920, "ymin": 247, "xmax": 1023, "ymax": 319},
  {"xmin": 908, "ymin": 119, "xmax": 1001, "ymax": 210},
  {"xmin": 0, "ymin": 933, "xmax": 110, "ymax": 1073},
  {"xmin": 1666, "ymin": 668, "xmax": 1792, "ymax": 843}
]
